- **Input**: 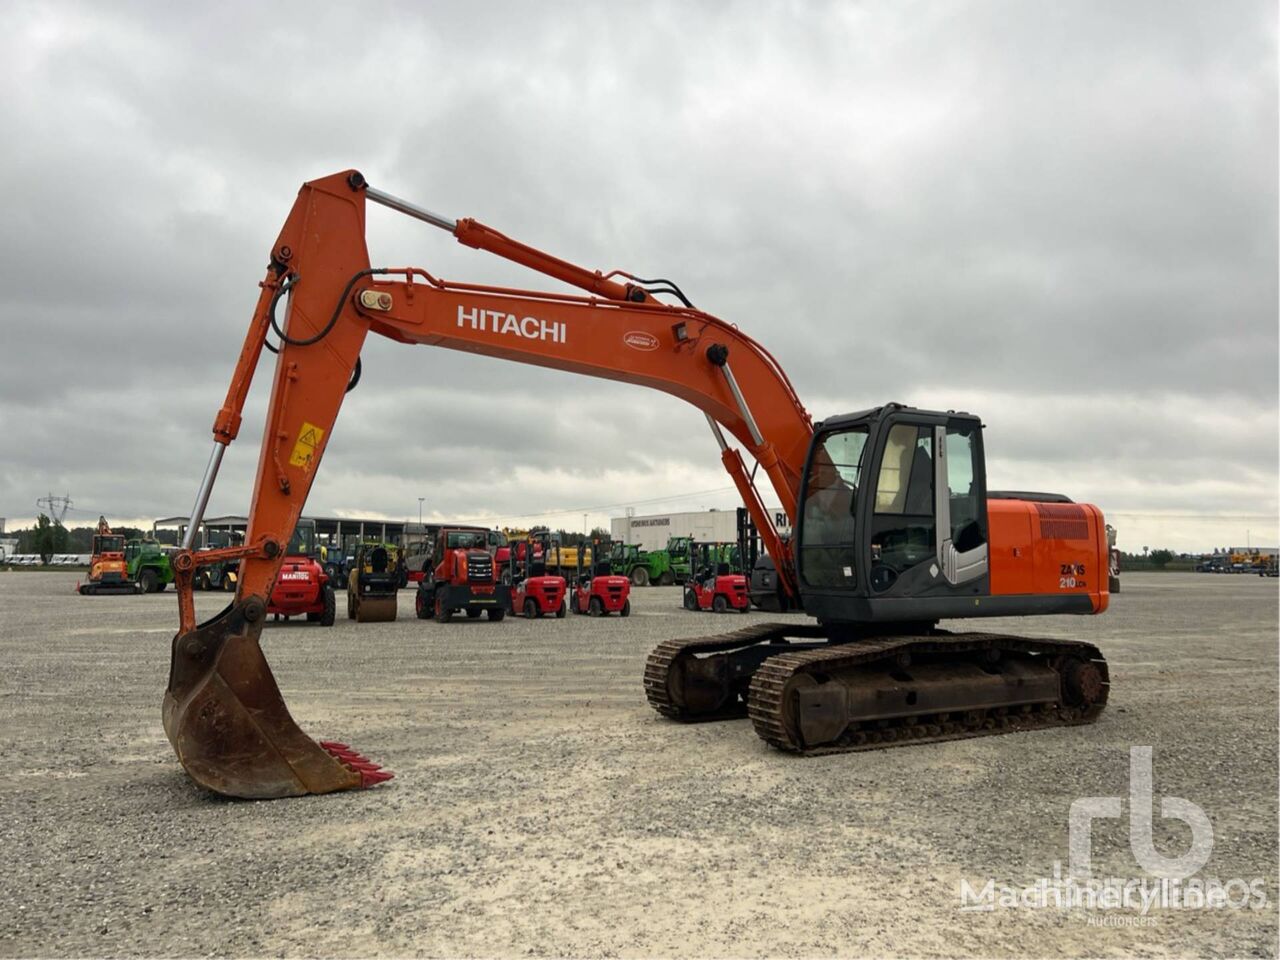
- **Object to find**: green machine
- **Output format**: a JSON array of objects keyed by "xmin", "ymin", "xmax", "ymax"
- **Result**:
[
  {"xmin": 125, "ymin": 540, "xmax": 175, "ymax": 593},
  {"xmin": 645, "ymin": 535, "xmax": 693, "ymax": 585},
  {"xmin": 610, "ymin": 542, "xmax": 654, "ymax": 586}
]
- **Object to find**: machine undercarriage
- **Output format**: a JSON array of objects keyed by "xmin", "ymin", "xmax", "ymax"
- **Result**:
[{"xmin": 645, "ymin": 624, "xmax": 1108, "ymax": 754}]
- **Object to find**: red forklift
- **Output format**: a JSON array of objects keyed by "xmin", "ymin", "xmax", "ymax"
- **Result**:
[
  {"xmin": 511, "ymin": 531, "xmax": 568, "ymax": 618},
  {"xmin": 683, "ymin": 540, "xmax": 750, "ymax": 613},
  {"xmin": 267, "ymin": 519, "xmax": 336, "ymax": 625},
  {"xmin": 570, "ymin": 536, "xmax": 631, "ymax": 617},
  {"xmin": 415, "ymin": 527, "xmax": 510, "ymax": 622}
]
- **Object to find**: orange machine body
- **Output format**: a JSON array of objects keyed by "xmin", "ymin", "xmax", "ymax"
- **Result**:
[
  {"xmin": 79, "ymin": 516, "xmax": 135, "ymax": 595},
  {"xmin": 89, "ymin": 551, "xmax": 128, "ymax": 584}
]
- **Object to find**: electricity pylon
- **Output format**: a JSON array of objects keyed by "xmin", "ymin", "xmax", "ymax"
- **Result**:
[{"xmin": 36, "ymin": 493, "xmax": 73, "ymax": 526}]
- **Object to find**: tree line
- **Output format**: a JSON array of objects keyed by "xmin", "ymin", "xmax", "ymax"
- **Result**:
[
  {"xmin": 1117, "ymin": 549, "xmax": 1181, "ymax": 571},
  {"xmin": 3, "ymin": 515, "xmax": 146, "ymax": 564}
]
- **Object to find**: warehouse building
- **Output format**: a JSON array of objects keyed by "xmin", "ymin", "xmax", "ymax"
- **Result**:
[{"xmin": 611, "ymin": 507, "xmax": 791, "ymax": 553}]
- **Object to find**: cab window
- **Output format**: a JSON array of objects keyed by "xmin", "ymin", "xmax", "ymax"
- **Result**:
[
  {"xmin": 869, "ymin": 423, "xmax": 935, "ymax": 586},
  {"xmin": 799, "ymin": 426, "xmax": 868, "ymax": 587},
  {"xmin": 875, "ymin": 424, "xmax": 934, "ymax": 515},
  {"xmin": 946, "ymin": 423, "xmax": 985, "ymax": 552},
  {"xmin": 286, "ymin": 524, "xmax": 315, "ymax": 556}
]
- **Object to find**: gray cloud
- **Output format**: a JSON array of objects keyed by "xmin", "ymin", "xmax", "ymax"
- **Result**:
[{"xmin": 1, "ymin": 0, "xmax": 1275, "ymax": 553}]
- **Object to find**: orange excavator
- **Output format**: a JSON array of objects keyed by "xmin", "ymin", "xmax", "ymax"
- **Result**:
[
  {"xmin": 164, "ymin": 172, "xmax": 1110, "ymax": 798},
  {"xmin": 79, "ymin": 516, "xmax": 137, "ymax": 595}
]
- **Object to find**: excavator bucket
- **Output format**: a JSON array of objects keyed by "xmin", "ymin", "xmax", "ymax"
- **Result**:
[{"xmin": 163, "ymin": 599, "xmax": 393, "ymax": 799}]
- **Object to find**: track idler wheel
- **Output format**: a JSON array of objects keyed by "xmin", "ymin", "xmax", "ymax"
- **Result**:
[
  {"xmin": 162, "ymin": 598, "xmax": 393, "ymax": 799},
  {"xmin": 1061, "ymin": 657, "xmax": 1105, "ymax": 708}
]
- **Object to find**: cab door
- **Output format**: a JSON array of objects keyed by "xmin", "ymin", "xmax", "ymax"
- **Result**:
[
  {"xmin": 864, "ymin": 419, "xmax": 938, "ymax": 593},
  {"xmin": 933, "ymin": 418, "xmax": 989, "ymax": 585},
  {"xmin": 862, "ymin": 412, "xmax": 989, "ymax": 599}
]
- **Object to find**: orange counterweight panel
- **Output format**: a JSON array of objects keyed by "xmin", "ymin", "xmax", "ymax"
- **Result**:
[{"xmin": 988, "ymin": 499, "xmax": 1109, "ymax": 614}]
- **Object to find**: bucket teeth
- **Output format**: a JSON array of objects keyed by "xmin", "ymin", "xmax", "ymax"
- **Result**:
[{"xmin": 320, "ymin": 741, "xmax": 394, "ymax": 788}]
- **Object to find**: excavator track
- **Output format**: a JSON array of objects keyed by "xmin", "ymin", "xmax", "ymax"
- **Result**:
[
  {"xmin": 747, "ymin": 632, "xmax": 1108, "ymax": 755},
  {"xmin": 643, "ymin": 623, "xmax": 828, "ymax": 720}
]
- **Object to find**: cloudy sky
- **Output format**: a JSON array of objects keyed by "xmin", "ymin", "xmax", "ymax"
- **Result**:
[{"xmin": 1, "ymin": 0, "xmax": 1275, "ymax": 553}]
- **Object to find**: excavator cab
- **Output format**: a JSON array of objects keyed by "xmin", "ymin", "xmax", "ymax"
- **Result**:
[
  {"xmin": 796, "ymin": 404, "xmax": 991, "ymax": 625},
  {"xmin": 95, "ymin": 533, "xmax": 127, "ymax": 554}
]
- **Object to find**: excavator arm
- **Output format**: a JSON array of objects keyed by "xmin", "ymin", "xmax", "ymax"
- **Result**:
[{"xmin": 165, "ymin": 171, "xmax": 814, "ymax": 798}]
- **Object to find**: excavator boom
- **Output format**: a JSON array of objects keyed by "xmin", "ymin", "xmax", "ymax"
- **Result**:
[{"xmin": 166, "ymin": 171, "xmax": 816, "ymax": 797}]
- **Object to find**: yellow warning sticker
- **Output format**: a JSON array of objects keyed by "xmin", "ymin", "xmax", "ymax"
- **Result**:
[{"xmin": 289, "ymin": 421, "xmax": 325, "ymax": 469}]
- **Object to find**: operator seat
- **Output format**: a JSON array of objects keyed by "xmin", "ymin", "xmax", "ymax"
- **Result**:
[{"xmin": 904, "ymin": 448, "xmax": 933, "ymax": 516}]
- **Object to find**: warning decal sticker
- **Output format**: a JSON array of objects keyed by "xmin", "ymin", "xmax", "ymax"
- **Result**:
[{"xmin": 288, "ymin": 421, "xmax": 325, "ymax": 470}]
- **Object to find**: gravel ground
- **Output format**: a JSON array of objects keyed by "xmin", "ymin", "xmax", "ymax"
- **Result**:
[{"xmin": 0, "ymin": 571, "xmax": 1275, "ymax": 958}]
